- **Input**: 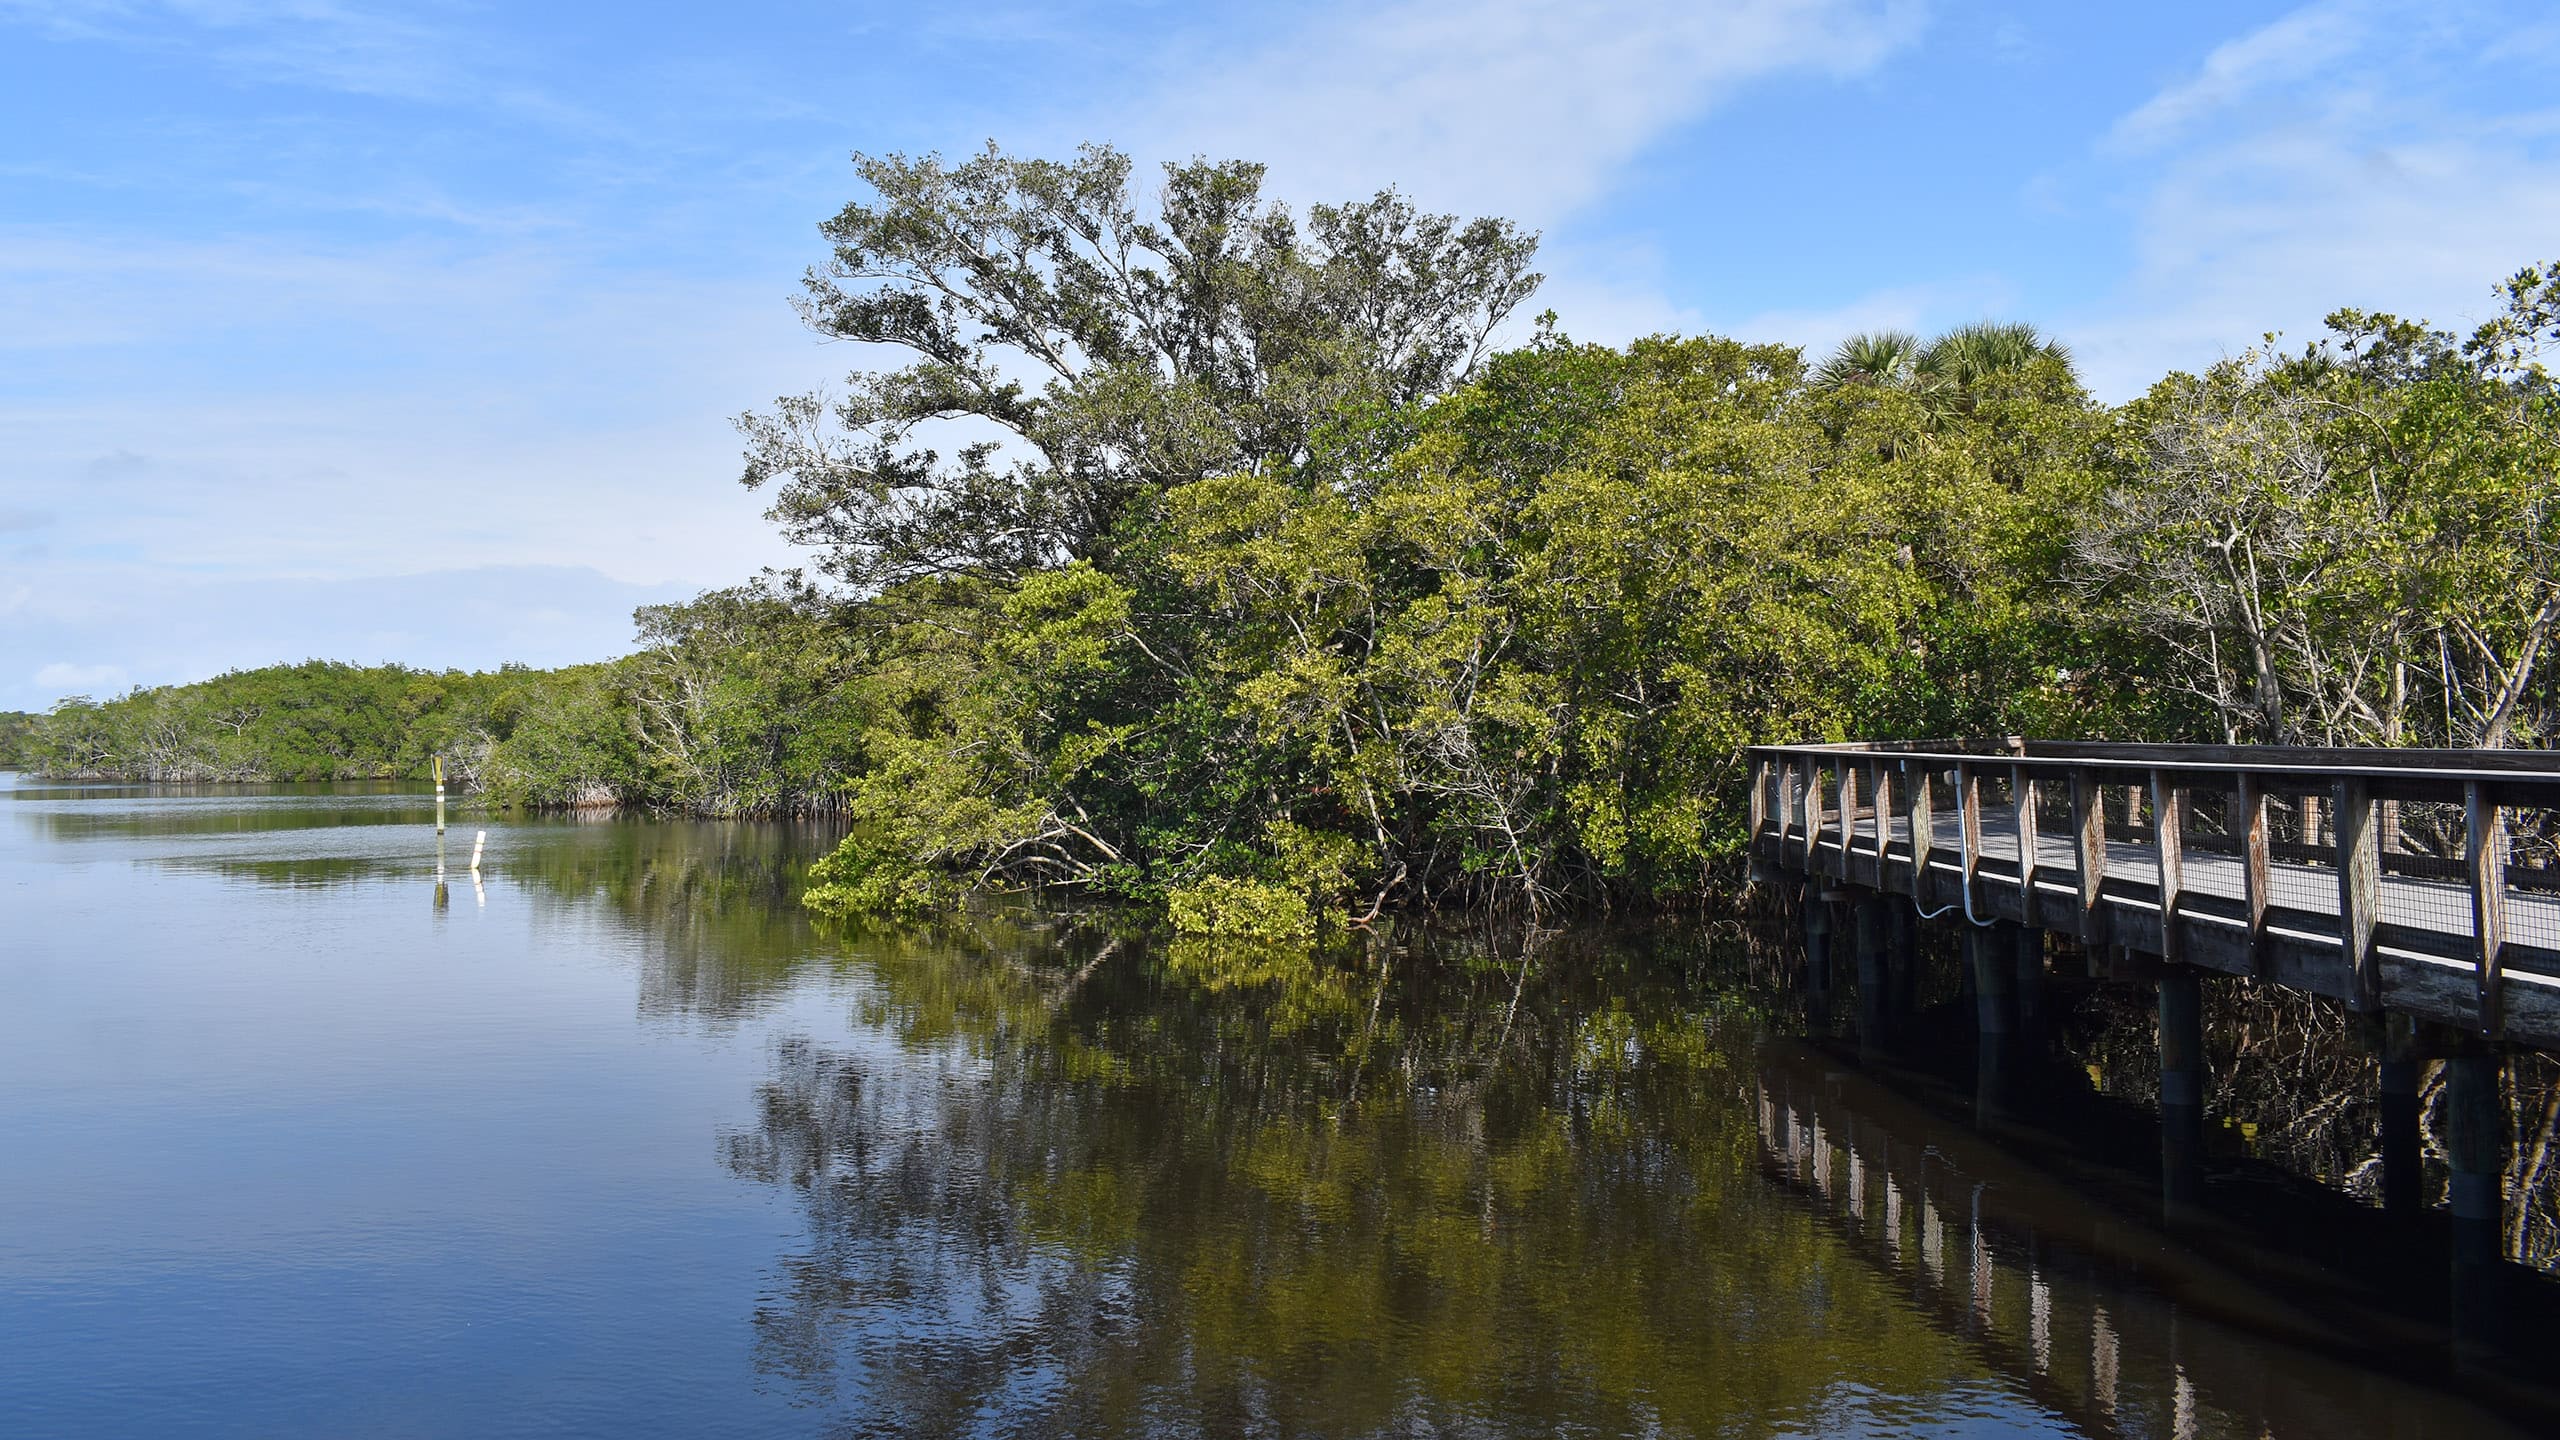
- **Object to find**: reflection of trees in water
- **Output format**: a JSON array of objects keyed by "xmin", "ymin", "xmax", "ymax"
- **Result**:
[
  {"xmin": 719, "ymin": 923, "xmax": 1980, "ymax": 1436},
  {"xmin": 503, "ymin": 819, "xmax": 843, "ymax": 1021},
  {"xmin": 719, "ymin": 1036, "xmax": 1129, "ymax": 1436}
]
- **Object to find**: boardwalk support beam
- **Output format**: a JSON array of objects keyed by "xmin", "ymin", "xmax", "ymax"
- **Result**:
[
  {"xmin": 2445, "ymin": 1051, "xmax": 2506, "ymax": 1350},
  {"xmin": 1856, "ymin": 897, "xmax": 1892, "ymax": 1045},
  {"xmin": 2377, "ymin": 1015, "xmax": 2423, "ymax": 1216},
  {"xmin": 2013, "ymin": 924, "xmax": 2047, "ymax": 1046},
  {"xmin": 2158, "ymin": 968, "xmax": 2205, "ymax": 1218},
  {"xmin": 1801, "ymin": 889, "xmax": 1834, "ymax": 1023}
]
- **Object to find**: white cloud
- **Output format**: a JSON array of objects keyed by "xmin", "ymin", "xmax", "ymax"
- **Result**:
[
  {"xmin": 2066, "ymin": 2, "xmax": 2560, "ymax": 398},
  {"xmin": 1094, "ymin": 0, "xmax": 1928, "ymax": 368},
  {"xmin": 0, "ymin": 1, "xmax": 473, "ymax": 101},
  {"xmin": 1130, "ymin": 0, "xmax": 1925, "ymax": 227},
  {"xmin": 2107, "ymin": 0, "xmax": 2373, "ymax": 153}
]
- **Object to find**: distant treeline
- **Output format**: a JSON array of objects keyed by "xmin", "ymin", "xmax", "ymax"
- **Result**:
[
  {"xmin": 0, "ymin": 710, "xmax": 36, "ymax": 770},
  {"xmin": 20, "ymin": 145, "xmax": 2558, "ymax": 929},
  {"xmin": 17, "ymin": 661, "xmax": 593, "ymax": 796},
  {"xmin": 13, "ymin": 638, "xmax": 850, "ymax": 815}
]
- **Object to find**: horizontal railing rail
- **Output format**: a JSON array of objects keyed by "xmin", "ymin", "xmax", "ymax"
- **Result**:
[{"xmin": 1745, "ymin": 739, "xmax": 2560, "ymax": 1046}]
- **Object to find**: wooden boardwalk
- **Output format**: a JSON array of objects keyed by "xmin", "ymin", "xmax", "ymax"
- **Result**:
[{"xmin": 1747, "ymin": 740, "xmax": 2560, "ymax": 1049}]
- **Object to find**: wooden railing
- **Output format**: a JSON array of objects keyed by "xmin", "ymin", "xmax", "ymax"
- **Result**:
[{"xmin": 1745, "ymin": 740, "xmax": 2560, "ymax": 1045}]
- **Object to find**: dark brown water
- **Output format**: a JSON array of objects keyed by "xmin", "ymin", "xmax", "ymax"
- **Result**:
[{"xmin": 0, "ymin": 776, "xmax": 2537, "ymax": 1437}]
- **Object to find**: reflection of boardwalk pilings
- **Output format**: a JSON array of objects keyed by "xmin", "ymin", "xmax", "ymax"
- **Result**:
[{"xmin": 1751, "ymin": 1050, "xmax": 2534, "ymax": 1440}]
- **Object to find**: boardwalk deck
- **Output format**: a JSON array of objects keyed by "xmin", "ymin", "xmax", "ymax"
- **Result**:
[{"xmin": 1748, "ymin": 740, "xmax": 2560, "ymax": 1050}]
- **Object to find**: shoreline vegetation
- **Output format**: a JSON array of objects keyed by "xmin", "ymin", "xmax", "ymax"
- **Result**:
[{"xmin": 14, "ymin": 145, "xmax": 2557, "ymax": 932}]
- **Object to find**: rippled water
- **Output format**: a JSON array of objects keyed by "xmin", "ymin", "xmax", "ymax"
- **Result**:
[{"xmin": 0, "ymin": 776, "xmax": 2536, "ymax": 1437}]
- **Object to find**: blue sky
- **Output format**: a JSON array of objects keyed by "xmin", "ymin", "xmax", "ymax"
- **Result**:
[{"xmin": 4, "ymin": 0, "xmax": 2557, "ymax": 710}]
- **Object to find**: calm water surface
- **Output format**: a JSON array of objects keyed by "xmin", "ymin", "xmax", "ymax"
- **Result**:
[{"xmin": 0, "ymin": 777, "xmax": 2530, "ymax": 1437}]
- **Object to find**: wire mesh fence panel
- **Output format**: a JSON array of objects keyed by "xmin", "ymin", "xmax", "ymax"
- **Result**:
[
  {"xmin": 2258, "ymin": 791, "xmax": 2340, "ymax": 920},
  {"xmin": 2030, "ymin": 777, "xmax": 2075, "ymax": 883},
  {"xmin": 2172, "ymin": 782, "xmax": 2228, "ymax": 853},
  {"xmin": 2376, "ymin": 799, "xmax": 2474, "ymax": 950},
  {"xmin": 2382, "ymin": 798, "xmax": 2464, "ymax": 864},
  {"xmin": 2510, "ymin": 802, "xmax": 2560, "ymax": 965},
  {"xmin": 1975, "ymin": 772, "xmax": 2016, "ymax": 872},
  {"xmin": 2167, "ymin": 781, "xmax": 2245, "ymax": 920}
]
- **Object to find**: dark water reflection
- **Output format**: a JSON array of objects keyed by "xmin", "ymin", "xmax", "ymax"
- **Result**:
[{"xmin": 0, "ymin": 777, "xmax": 2536, "ymax": 1437}]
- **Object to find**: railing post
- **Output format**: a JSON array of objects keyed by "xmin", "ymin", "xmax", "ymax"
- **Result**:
[
  {"xmin": 2070, "ymin": 768, "xmax": 2107, "ymax": 944},
  {"xmin": 1870, "ymin": 760, "xmax": 1894, "ymax": 889},
  {"xmin": 1905, "ymin": 762, "xmax": 1934, "ymax": 900},
  {"xmin": 1837, "ymin": 764, "xmax": 1860, "ymax": 874},
  {"xmin": 1749, "ymin": 754, "xmax": 1768, "ymax": 845},
  {"xmin": 2232, "ymin": 773, "xmax": 2271, "ymax": 978},
  {"xmin": 2467, "ymin": 781, "xmax": 2508, "ymax": 1039},
  {"xmin": 2150, "ymin": 770, "xmax": 2185, "ymax": 965},
  {"xmin": 1779, "ymin": 760, "xmax": 1800, "ymax": 853},
  {"xmin": 2335, "ymin": 777, "xmax": 2380, "ymax": 1013},
  {"xmin": 2012, "ymin": 765, "xmax": 2039, "ymax": 914},
  {"xmin": 1802, "ymin": 760, "xmax": 1824, "ymax": 869},
  {"xmin": 1957, "ymin": 762, "xmax": 1982, "ymax": 913}
]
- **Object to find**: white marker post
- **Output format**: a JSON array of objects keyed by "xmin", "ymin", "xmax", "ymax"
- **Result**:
[
  {"xmin": 433, "ymin": 755, "xmax": 447, "ymax": 835},
  {"xmin": 470, "ymin": 829, "xmax": 485, "ymax": 872}
]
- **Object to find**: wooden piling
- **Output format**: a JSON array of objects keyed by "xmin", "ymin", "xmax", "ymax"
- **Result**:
[
  {"xmin": 1856, "ymin": 896, "xmax": 1892, "ymax": 1045},
  {"xmin": 1802, "ymin": 889, "xmax": 1835, "ymax": 1024},
  {"xmin": 2158, "ymin": 968, "xmax": 2205, "ymax": 1216},
  {"xmin": 2443, "ymin": 1051, "xmax": 2506, "ymax": 1350},
  {"xmin": 2376, "ymin": 1016, "xmax": 2422, "ymax": 1217},
  {"xmin": 2012, "ymin": 924, "xmax": 2047, "ymax": 1044}
]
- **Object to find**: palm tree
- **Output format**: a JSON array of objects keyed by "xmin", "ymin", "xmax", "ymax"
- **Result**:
[
  {"xmin": 1914, "ymin": 321, "xmax": 2076, "ymax": 391},
  {"xmin": 1812, "ymin": 321, "xmax": 2079, "ymax": 453},
  {"xmin": 1813, "ymin": 330, "xmax": 1926, "ymax": 391}
]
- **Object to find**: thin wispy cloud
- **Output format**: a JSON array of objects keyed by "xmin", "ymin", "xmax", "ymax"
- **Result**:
[
  {"xmin": 2106, "ymin": 0, "xmax": 2374, "ymax": 152},
  {"xmin": 0, "ymin": 0, "xmax": 468, "ymax": 100},
  {"xmin": 1135, "ymin": 0, "xmax": 1926, "ymax": 225},
  {"xmin": 2069, "ymin": 0, "xmax": 2560, "ymax": 394}
]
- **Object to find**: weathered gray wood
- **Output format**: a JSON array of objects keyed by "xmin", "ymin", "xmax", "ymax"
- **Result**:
[
  {"xmin": 2151, "ymin": 770, "xmax": 2185, "ymax": 964},
  {"xmin": 2012, "ymin": 765, "xmax": 2039, "ymax": 908},
  {"xmin": 1838, "ymin": 764, "xmax": 1859, "ymax": 864},
  {"xmin": 2336, "ymin": 777, "xmax": 2380, "ymax": 1013},
  {"xmin": 1760, "ymin": 739, "xmax": 2560, "ymax": 806},
  {"xmin": 1957, "ymin": 762, "xmax": 1982, "ymax": 912},
  {"xmin": 1812, "ymin": 758, "xmax": 1832, "ymax": 855},
  {"xmin": 1751, "ymin": 738, "xmax": 2560, "ymax": 1052},
  {"xmin": 1750, "ymin": 756, "xmax": 1768, "ymax": 840},
  {"xmin": 1869, "ymin": 761, "xmax": 1894, "ymax": 889},
  {"xmin": 2071, "ymin": 769, "xmax": 2107, "ymax": 944},
  {"xmin": 2469, "ymin": 781, "xmax": 2507, "ymax": 1039},
  {"xmin": 2237, "ymin": 773, "xmax": 2271, "ymax": 980}
]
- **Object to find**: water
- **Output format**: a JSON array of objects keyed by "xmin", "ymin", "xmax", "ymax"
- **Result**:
[{"xmin": 0, "ymin": 776, "xmax": 2537, "ymax": 1437}]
